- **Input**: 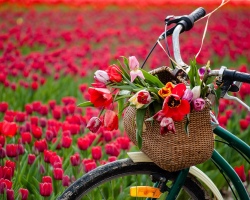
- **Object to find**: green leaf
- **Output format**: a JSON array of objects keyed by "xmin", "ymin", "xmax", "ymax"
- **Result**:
[
  {"xmin": 77, "ymin": 101, "xmax": 94, "ymax": 107},
  {"xmin": 213, "ymin": 87, "xmax": 221, "ymax": 117},
  {"xmin": 141, "ymin": 69, "xmax": 164, "ymax": 88},
  {"xmin": 111, "ymin": 85, "xmax": 135, "ymax": 90},
  {"xmin": 135, "ymin": 108, "xmax": 147, "ymax": 149}
]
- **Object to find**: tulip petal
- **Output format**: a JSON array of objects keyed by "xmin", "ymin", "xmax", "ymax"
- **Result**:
[{"xmin": 172, "ymin": 83, "xmax": 186, "ymax": 98}]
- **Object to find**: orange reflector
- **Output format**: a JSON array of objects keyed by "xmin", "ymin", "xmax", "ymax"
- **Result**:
[{"xmin": 130, "ymin": 186, "xmax": 162, "ymax": 198}]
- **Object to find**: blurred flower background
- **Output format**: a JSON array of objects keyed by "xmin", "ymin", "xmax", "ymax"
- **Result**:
[{"xmin": 0, "ymin": 0, "xmax": 249, "ymax": 199}]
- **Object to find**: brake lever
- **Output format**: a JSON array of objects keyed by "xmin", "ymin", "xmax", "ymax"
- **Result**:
[{"xmin": 223, "ymin": 93, "xmax": 250, "ymax": 112}]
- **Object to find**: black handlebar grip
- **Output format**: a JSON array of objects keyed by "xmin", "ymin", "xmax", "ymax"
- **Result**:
[
  {"xmin": 188, "ymin": 7, "xmax": 206, "ymax": 23},
  {"xmin": 223, "ymin": 69, "xmax": 250, "ymax": 84},
  {"xmin": 178, "ymin": 7, "xmax": 206, "ymax": 31}
]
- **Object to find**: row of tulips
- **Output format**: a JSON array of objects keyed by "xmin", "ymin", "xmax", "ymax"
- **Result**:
[{"xmin": 0, "ymin": 4, "xmax": 249, "ymax": 199}]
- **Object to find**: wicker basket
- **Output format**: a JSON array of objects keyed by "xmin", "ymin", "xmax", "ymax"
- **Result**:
[{"xmin": 123, "ymin": 66, "xmax": 214, "ymax": 172}]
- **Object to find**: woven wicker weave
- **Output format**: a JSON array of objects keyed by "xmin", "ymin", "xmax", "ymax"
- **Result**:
[{"xmin": 123, "ymin": 66, "xmax": 214, "ymax": 172}]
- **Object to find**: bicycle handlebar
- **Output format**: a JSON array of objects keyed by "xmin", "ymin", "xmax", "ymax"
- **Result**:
[{"xmin": 223, "ymin": 69, "xmax": 250, "ymax": 84}]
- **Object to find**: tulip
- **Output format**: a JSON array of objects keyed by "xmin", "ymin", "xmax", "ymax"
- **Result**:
[
  {"xmin": 70, "ymin": 153, "xmax": 81, "ymax": 166},
  {"xmin": 87, "ymin": 117, "xmax": 102, "ymax": 133},
  {"xmin": 158, "ymin": 82, "xmax": 174, "ymax": 99},
  {"xmin": 7, "ymin": 189, "xmax": 14, "ymax": 200},
  {"xmin": 137, "ymin": 90, "xmax": 151, "ymax": 104},
  {"xmin": 31, "ymin": 125, "xmax": 42, "ymax": 139},
  {"xmin": 239, "ymin": 119, "xmax": 249, "ymax": 130},
  {"xmin": 6, "ymin": 144, "xmax": 18, "ymax": 157},
  {"xmin": 25, "ymin": 104, "xmax": 33, "ymax": 115},
  {"xmin": 128, "ymin": 90, "xmax": 151, "ymax": 109},
  {"xmin": 53, "ymin": 168, "xmax": 64, "ymax": 180},
  {"xmin": 94, "ymin": 70, "xmax": 110, "ymax": 83},
  {"xmin": 44, "ymin": 150, "xmax": 56, "ymax": 163},
  {"xmin": 105, "ymin": 143, "xmax": 120, "ymax": 157},
  {"xmin": 103, "ymin": 110, "xmax": 118, "ymax": 131},
  {"xmin": 129, "ymin": 56, "xmax": 145, "ymax": 82},
  {"xmin": 88, "ymin": 87, "xmax": 113, "ymax": 108},
  {"xmin": 102, "ymin": 130, "xmax": 113, "ymax": 142},
  {"xmin": 3, "ymin": 167, "xmax": 12, "ymax": 180},
  {"xmin": 116, "ymin": 137, "xmax": 130, "ymax": 150},
  {"xmin": 0, "ymin": 136, "xmax": 5, "ymax": 147},
  {"xmin": 62, "ymin": 175, "xmax": 70, "ymax": 187},
  {"xmin": 106, "ymin": 65, "xmax": 122, "ymax": 82},
  {"xmin": 34, "ymin": 139, "xmax": 48, "ymax": 152},
  {"xmin": 0, "ymin": 121, "xmax": 17, "ymax": 137},
  {"xmin": 28, "ymin": 154, "xmax": 36, "ymax": 165},
  {"xmin": 191, "ymin": 98, "xmax": 206, "ymax": 111},
  {"xmin": 160, "ymin": 117, "xmax": 176, "ymax": 135},
  {"xmin": 21, "ymin": 132, "xmax": 32, "ymax": 144},
  {"xmin": 77, "ymin": 137, "xmax": 90, "ymax": 150},
  {"xmin": 0, "ymin": 147, "xmax": 6, "ymax": 159},
  {"xmin": 234, "ymin": 165, "xmax": 246, "ymax": 182},
  {"xmin": 108, "ymin": 156, "xmax": 117, "ymax": 162},
  {"xmin": 83, "ymin": 161, "xmax": 97, "ymax": 173},
  {"xmin": 91, "ymin": 146, "xmax": 102, "ymax": 160},
  {"xmin": 182, "ymin": 89, "xmax": 193, "ymax": 102},
  {"xmin": 19, "ymin": 188, "xmax": 29, "ymax": 200},
  {"xmin": 191, "ymin": 86, "xmax": 201, "ymax": 100},
  {"xmin": 0, "ymin": 102, "xmax": 8, "ymax": 113},
  {"xmin": 62, "ymin": 136, "xmax": 72, "ymax": 148},
  {"xmin": 42, "ymin": 176, "xmax": 52, "ymax": 183},
  {"xmin": 39, "ymin": 182, "xmax": 53, "ymax": 197}
]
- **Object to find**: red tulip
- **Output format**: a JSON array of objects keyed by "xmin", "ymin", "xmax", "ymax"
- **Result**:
[
  {"xmin": 32, "ymin": 101, "xmax": 42, "ymax": 112},
  {"xmin": 31, "ymin": 81, "xmax": 39, "ymax": 90},
  {"xmin": 62, "ymin": 175, "xmax": 70, "ymax": 187},
  {"xmin": 77, "ymin": 137, "xmax": 90, "ymax": 150},
  {"xmin": 53, "ymin": 168, "xmax": 64, "ymax": 180},
  {"xmin": 25, "ymin": 104, "xmax": 33, "ymax": 115},
  {"xmin": 0, "ymin": 178, "xmax": 12, "ymax": 194},
  {"xmin": 62, "ymin": 136, "xmax": 72, "ymax": 148},
  {"xmin": 34, "ymin": 139, "xmax": 48, "ymax": 152},
  {"xmin": 39, "ymin": 182, "xmax": 53, "ymax": 197},
  {"xmin": 44, "ymin": 150, "xmax": 56, "ymax": 163},
  {"xmin": 6, "ymin": 144, "xmax": 18, "ymax": 157},
  {"xmin": 0, "ymin": 102, "xmax": 8, "ymax": 113},
  {"xmin": 86, "ymin": 117, "xmax": 102, "ymax": 133},
  {"xmin": 28, "ymin": 154, "xmax": 36, "ymax": 165},
  {"xmin": 0, "ymin": 147, "xmax": 6, "ymax": 158},
  {"xmin": 239, "ymin": 119, "xmax": 249, "ymax": 130},
  {"xmin": 91, "ymin": 146, "xmax": 102, "ymax": 160},
  {"xmin": 105, "ymin": 143, "xmax": 120, "ymax": 157},
  {"xmin": 116, "ymin": 137, "xmax": 130, "ymax": 150},
  {"xmin": 31, "ymin": 125, "xmax": 42, "ymax": 139},
  {"xmin": 48, "ymin": 100, "xmax": 56, "ymax": 110},
  {"xmin": 88, "ymin": 87, "xmax": 113, "ymax": 108},
  {"xmin": 83, "ymin": 161, "xmax": 97, "ymax": 173},
  {"xmin": 42, "ymin": 176, "xmax": 52, "ymax": 183},
  {"xmin": 2, "ymin": 167, "xmax": 12, "ymax": 180},
  {"xmin": 0, "ymin": 136, "xmax": 5, "ymax": 147},
  {"xmin": 52, "ymin": 108, "xmax": 61, "ymax": 120},
  {"xmin": 106, "ymin": 65, "xmax": 122, "ymax": 83},
  {"xmin": 70, "ymin": 153, "xmax": 81, "ymax": 166},
  {"xmin": 103, "ymin": 110, "xmax": 118, "ymax": 131},
  {"xmin": 21, "ymin": 132, "xmax": 32, "ymax": 144},
  {"xmin": 108, "ymin": 156, "xmax": 117, "ymax": 162},
  {"xmin": 19, "ymin": 188, "xmax": 29, "ymax": 200},
  {"xmin": 15, "ymin": 112, "xmax": 26, "ymax": 123},
  {"xmin": 234, "ymin": 165, "xmax": 246, "ymax": 182},
  {"xmin": 7, "ymin": 189, "xmax": 14, "ymax": 200},
  {"xmin": 0, "ymin": 121, "xmax": 17, "ymax": 138}
]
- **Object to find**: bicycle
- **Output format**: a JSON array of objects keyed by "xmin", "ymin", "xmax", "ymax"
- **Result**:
[{"xmin": 58, "ymin": 7, "xmax": 250, "ymax": 200}]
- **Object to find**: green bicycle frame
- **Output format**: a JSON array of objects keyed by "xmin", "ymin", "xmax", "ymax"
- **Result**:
[{"xmin": 165, "ymin": 125, "xmax": 250, "ymax": 200}]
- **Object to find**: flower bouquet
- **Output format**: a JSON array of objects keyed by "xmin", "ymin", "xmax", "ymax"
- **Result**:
[{"xmin": 79, "ymin": 56, "xmax": 215, "ymax": 171}]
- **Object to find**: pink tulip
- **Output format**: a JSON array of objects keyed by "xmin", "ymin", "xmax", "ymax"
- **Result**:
[{"xmin": 128, "ymin": 56, "xmax": 145, "ymax": 82}]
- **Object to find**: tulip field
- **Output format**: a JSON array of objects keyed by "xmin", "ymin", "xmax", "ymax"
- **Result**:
[{"xmin": 0, "ymin": 1, "xmax": 250, "ymax": 199}]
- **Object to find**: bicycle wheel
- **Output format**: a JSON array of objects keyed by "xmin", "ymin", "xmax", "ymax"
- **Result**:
[{"xmin": 58, "ymin": 158, "xmax": 213, "ymax": 200}]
